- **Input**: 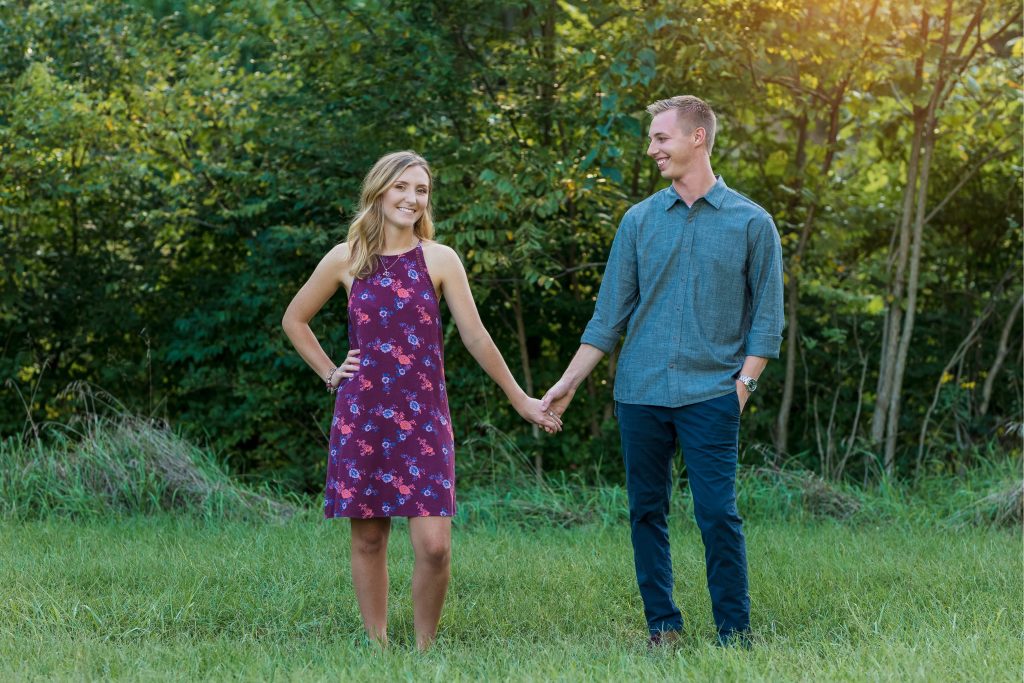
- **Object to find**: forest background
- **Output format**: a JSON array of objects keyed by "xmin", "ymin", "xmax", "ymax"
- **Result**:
[{"xmin": 2, "ymin": 0, "xmax": 1021, "ymax": 493}]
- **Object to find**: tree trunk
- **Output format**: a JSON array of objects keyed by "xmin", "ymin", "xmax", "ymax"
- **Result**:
[
  {"xmin": 512, "ymin": 283, "xmax": 541, "ymax": 480},
  {"xmin": 871, "ymin": 9, "xmax": 931, "ymax": 448},
  {"xmin": 881, "ymin": 1, "xmax": 959, "ymax": 474},
  {"xmin": 980, "ymin": 295, "xmax": 1023, "ymax": 416},
  {"xmin": 883, "ymin": 116, "xmax": 936, "ymax": 473},
  {"xmin": 774, "ymin": 114, "xmax": 808, "ymax": 456},
  {"xmin": 776, "ymin": 90, "xmax": 845, "ymax": 456},
  {"xmin": 872, "ymin": 134, "xmax": 924, "ymax": 446}
]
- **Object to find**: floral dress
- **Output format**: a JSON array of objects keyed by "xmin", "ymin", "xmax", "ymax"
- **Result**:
[{"xmin": 324, "ymin": 242, "xmax": 456, "ymax": 518}]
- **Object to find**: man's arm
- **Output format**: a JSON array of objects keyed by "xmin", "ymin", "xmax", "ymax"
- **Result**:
[
  {"xmin": 735, "ymin": 355, "xmax": 768, "ymax": 411},
  {"xmin": 540, "ymin": 344, "xmax": 605, "ymax": 416},
  {"xmin": 542, "ymin": 210, "xmax": 639, "ymax": 417},
  {"xmin": 737, "ymin": 215, "xmax": 785, "ymax": 410}
]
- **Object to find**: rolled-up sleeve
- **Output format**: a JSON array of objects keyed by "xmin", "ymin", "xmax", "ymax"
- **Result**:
[
  {"xmin": 581, "ymin": 210, "xmax": 639, "ymax": 354},
  {"xmin": 744, "ymin": 215, "xmax": 785, "ymax": 358}
]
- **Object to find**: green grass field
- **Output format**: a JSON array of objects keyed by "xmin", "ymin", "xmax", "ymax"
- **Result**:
[{"xmin": 2, "ymin": 509, "xmax": 1019, "ymax": 681}]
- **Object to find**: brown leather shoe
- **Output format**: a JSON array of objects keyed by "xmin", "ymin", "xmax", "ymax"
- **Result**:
[{"xmin": 648, "ymin": 629, "xmax": 682, "ymax": 649}]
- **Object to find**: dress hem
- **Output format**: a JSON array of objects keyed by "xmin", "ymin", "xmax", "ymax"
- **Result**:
[{"xmin": 324, "ymin": 512, "xmax": 456, "ymax": 520}]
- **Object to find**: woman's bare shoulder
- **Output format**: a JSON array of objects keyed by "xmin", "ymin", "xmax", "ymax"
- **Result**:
[
  {"xmin": 327, "ymin": 242, "xmax": 351, "ymax": 261},
  {"xmin": 420, "ymin": 241, "xmax": 462, "ymax": 289},
  {"xmin": 325, "ymin": 242, "xmax": 353, "ymax": 273},
  {"xmin": 324, "ymin": 242, "xmax": 354, "ymax": 289},
  {"xmin": 420, "ymin": 240, "xmax": 459, "ymax": 264}
]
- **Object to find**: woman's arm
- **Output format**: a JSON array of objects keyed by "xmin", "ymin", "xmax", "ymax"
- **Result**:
[
  {"xmin": 281, "ymin": 244, "xmax": 360, "ymax": 388},
  {"xmin": 429, "ymin": 244, "xmax": 561, "ymax": 433}
]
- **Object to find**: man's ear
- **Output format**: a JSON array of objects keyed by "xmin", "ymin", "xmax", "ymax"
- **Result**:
[{"xmin": 692, "ymin": 126, "xmax": 706, "ymax": 147}]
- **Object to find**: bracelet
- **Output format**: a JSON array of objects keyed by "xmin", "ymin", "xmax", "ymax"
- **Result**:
[{"xmin": 325, "ymin": 366, "xmax": 338, "ymax": 393}]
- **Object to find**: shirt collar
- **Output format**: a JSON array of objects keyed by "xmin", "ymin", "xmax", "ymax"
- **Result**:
[{"xmin": 663, "ymin": 175, "xmax": 728, "ymax": 211}]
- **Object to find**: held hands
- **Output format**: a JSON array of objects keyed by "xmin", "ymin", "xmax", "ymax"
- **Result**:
[
  {"xmin": 539, "ymin": 377, "xmax": 576, "ymax": 421},
  {"xmin": 511, "ymin": 379, "xmax": 574, "ymax": 436},
  {"xmin": 515, "ymin": 396, "xmax": 563, "ymax": 434},
  {"xmin": 329, "ymin": 349, "xmax": 361, "ymax": 389}
]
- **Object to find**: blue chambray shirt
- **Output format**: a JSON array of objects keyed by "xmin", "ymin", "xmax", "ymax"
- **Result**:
[{"xmin": 581, "ymin": 176, "xmax": 784, "ymax": 407}]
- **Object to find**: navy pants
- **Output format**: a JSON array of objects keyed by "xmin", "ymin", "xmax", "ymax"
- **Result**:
[{"xmin": 617, "ymin": 394, "xmax": 750, "ymax": 638}]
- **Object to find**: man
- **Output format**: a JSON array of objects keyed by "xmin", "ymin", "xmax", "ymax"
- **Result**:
[{"xmin": 541, "ymin": 95, "xmax": 784, "ymax": 647}]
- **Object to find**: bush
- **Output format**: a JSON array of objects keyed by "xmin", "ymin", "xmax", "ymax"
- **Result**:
[
  {"xmin": 947, "ymin": 479, "xmax": 1023, "ymax": 529},
  {"xmin": 0, "ymin": 413, "xmax": 296, "ymax": 521}
]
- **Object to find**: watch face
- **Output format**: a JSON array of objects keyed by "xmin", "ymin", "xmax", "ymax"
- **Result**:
[{"xmin": 747, "ymin": 378, "xmax": 758, "ymax": 392}]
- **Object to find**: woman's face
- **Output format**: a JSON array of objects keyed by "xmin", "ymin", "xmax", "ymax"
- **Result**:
[{"xmin": 380, "ymin": 165, "xmax": 430, "ymax": 232}]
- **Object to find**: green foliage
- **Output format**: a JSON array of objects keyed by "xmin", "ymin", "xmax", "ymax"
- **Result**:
[{"xmin": 1, "ymin": 0, "xmax": 1021, "ymax": 489}]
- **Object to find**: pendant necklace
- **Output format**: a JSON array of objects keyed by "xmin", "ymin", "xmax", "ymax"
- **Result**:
[{"xmin": 381, "ymin": 252, "xmax": 402, "ymax": 278}]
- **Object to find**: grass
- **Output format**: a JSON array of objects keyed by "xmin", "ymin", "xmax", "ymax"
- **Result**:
[
  {"xmin": 0, "ymin": 509, "xmax": 1019, "ymax": 681},
  {"xmin": 0, "ymin": 414, "xmax": 294, "ymax": 521},
  {"xmin": 1, "ymin": 409, "xmax": 1020, "ymax": 679},
  {"xmin": 2, "ymin": 403, "xmax": 1020, "ymax": 531}
]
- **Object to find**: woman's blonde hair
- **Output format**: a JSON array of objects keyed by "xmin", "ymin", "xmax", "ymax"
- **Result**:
[{"xmin": 345, "ymin": 150, "xmax": 435, "ymax": 279}]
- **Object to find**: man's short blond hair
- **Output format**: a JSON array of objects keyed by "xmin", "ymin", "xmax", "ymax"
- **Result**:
[{"xmin": 646, "ymin": 96, "xmax": 717, "ymax": 156}]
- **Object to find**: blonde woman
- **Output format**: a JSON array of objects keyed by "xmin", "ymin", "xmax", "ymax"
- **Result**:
[{"xmin": 283, "ymin": 150, "xmax": 561, "ymax": 649}]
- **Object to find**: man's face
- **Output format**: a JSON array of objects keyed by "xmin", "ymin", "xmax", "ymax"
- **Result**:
[{"xmin": 647, "ymin": 110, "xmax": 702, "ymax": 179}]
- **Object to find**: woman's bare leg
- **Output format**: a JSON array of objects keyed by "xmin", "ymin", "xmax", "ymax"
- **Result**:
[
  {"xmin": 408, "ymin": 516, "xmax": 452, "ymax": 650},
  {"xmin": 350, "ymin": 518, "xmax": 392, "ymax": 646}
]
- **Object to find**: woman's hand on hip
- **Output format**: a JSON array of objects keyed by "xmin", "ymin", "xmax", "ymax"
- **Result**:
[{"xmin": 331, "ymin": 349, "xmax": 361, "ymax": 388}]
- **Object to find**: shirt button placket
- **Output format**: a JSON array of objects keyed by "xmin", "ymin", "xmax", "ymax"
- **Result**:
[
  {"xmin": 678, "ymin": 205, "xmax": 699, "ymax": 400},
  {"xmin": 672, "ymin": 207, "xmax": 688, "ymax": 398}
]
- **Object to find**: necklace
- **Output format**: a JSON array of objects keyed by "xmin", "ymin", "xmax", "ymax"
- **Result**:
[
  {"xmin": 380, "ymin": 252, "xmax": 403, "ymax": 277},
  {"xmin": 380, "ymin": 241, "xmax": 418, "ymax": 277}
]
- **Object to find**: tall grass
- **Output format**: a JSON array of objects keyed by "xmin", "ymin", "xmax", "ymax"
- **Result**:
[
  {"xmin": 455, "ymin": 455, "xmax": 1022, "ymax": 532},
  {"xmin": 455, "ymin": 409, "xmax": 1022, "ymax": 531},
  {"xmin": 2, "ymin": 402, "xmax": 1020, "ymax": 532},
  {"xmin": 0, "ymin": 413, "xmax": 295, "ymax": 521}
]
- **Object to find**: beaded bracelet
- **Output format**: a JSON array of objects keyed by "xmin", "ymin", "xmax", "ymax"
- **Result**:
[{"xmin": 324, "ymin": 366, "xmax": 338, "ymax": 393}]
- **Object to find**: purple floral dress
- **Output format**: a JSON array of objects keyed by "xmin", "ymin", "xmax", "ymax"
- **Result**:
[{"xmin": 324, "ymin": 242, "xmax": 456, "ymax": 518}]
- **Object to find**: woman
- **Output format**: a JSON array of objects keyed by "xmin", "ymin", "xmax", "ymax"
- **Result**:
[{"xmin": 282, "ymin": 150, "xmax": 560, "ymax": 650}]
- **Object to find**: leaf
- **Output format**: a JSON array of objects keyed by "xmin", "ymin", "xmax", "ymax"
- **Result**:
[
  {"xmin": 765, "ymin": 150, "xmax": 788, "ymax": 178},
  {"xmin": 600, "ymin": 166, "xmax": 623, "ymax": 184},
  {"xmin": 579, "ymin": 147, "xmax": 600, "ymax": 172}
]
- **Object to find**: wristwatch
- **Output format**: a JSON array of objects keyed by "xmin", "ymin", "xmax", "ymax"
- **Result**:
[{"xmin": 736, "ymin": 375, "xmax": 758, "ymax": 392}]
